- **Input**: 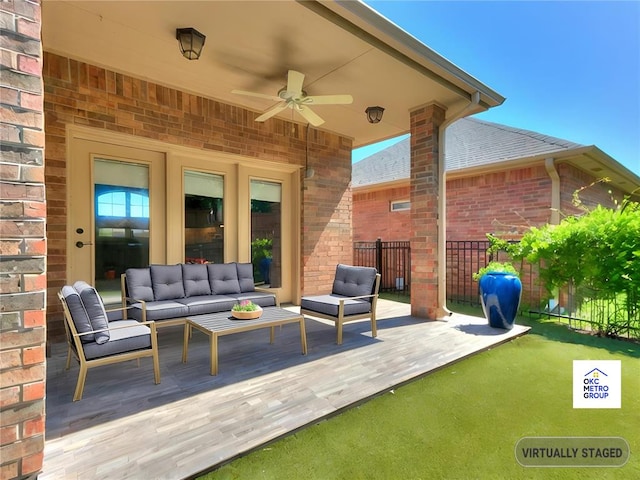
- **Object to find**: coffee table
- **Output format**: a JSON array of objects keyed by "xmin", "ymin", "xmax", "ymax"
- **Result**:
[{"xmin": 182, "ymin": 307, "xmax": 307, "ymax": 375}]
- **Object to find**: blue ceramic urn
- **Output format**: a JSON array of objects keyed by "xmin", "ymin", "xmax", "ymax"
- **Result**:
[{"xmin": 479, "ymin": 272, "xmax": 522, "ymax": 330}]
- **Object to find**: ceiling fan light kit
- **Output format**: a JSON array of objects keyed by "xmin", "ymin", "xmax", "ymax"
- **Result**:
[
  {"xmin": 176, "ymin": 27, "xmax": 206, "ymax": 60},
  {"xmin": 232, "ymin": 70, "xmax": 353, "ymax": 127}
]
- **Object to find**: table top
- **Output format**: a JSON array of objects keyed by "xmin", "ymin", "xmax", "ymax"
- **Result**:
[{"xmin": 186, "ymin": 307, "xmax": 303, "ymax": 333}]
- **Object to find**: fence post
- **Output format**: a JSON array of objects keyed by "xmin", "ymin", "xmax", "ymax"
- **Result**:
[{"xmin": 376, "ymin": 238, "xmax": 382, "ymax": 273}]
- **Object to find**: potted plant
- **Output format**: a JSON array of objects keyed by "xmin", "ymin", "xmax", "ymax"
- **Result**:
[
  {"xmin": 473, "ymin": 261, "xmax": 522, "ymax": 330},
  {"xmin": 231, "ymin": 300, "xmax": 263, "ymax": 320}
]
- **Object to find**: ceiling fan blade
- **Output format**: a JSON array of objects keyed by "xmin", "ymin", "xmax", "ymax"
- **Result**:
[
  {"xmin": 297, "ymin": 106, "xmax": 325, "ymax": 126},
  {"xmin": 255, "ymin": 102, "xmax": 288, "ymax": 122},
  {"xmin": 304, "ymin": 94, "xmax": 354, "ymax": 105},
  {"xmin": 287, "ymin": 70, "xmax": 305, "ymax": 95},
  {"xmin": 231, "ymin": 90, "xmax": 282, "ymax": 102}
]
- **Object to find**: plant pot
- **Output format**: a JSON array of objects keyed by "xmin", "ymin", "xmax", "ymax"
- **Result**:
[
  {"xmin": 479, "ymin": 272, "xmax": 522, "ymax": 330},
  {"xmin": 231, "ymin": 306, "xmax": 263, "ymax": 320}
]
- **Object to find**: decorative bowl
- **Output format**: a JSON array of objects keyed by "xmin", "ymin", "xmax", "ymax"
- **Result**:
[{"xmin": 231, "ymin": 305, "xmax": 263, "ymax": 320}]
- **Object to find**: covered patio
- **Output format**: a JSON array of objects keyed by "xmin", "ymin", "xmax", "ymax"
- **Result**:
[{"xmin": 42, "ymin": 301, "xmax": 528, "ymax": 479}]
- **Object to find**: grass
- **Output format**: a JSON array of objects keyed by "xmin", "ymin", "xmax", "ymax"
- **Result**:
[{"xmin": 199, "ymin": 305, "xmax": 640, "ymax": 480}]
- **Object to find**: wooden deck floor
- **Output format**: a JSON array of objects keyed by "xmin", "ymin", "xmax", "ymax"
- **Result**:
[{"xmin": 42, "ymin": 300, "xmax": 529, "ymax": 479}]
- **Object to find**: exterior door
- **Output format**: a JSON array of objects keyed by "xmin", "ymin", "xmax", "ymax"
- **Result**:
[{"xmin": 68, "ymin": 139, "xmax": 165, "ymax": 303}]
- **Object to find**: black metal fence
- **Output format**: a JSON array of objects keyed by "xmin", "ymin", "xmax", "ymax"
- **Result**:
[
  {"xmin": 353, "ymin": 239, "xmax": 410, "ymax": 294},
  {"xmin": 446, "ymin": 240, "xmax": 639, "ymax": 340}
]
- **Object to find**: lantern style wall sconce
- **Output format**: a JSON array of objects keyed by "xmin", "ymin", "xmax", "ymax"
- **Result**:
[
  {"xmin": 176, "ymin": 27, "xmax": 206, "ymax": 60},
  {"xmin": 365, "ymin": 106, "xmax": 384, "ymax": 124}
]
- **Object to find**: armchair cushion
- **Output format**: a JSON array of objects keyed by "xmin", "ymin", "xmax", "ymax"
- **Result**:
[
  {"xmin": 73, "ymin": 281, "xmax": 110, "ymax": 344},
  {"xmin": 301, "ymin": 294, "xmax": 372, "ymax": 317},
  {"xmin": 61, "ymin": 286, "xmax": 95, "ymax": 343},
  {"xmin": 182, "ymin": 263, "xmax": 211, "ymax": 297},
  {"xmin": 82, "ymin": 320, "xmax": 151, "ymax": 360},
  {"xmin": 150, "ymin": 265, "xmax": 185, "ymax": 300},
  {"xmin": 208, "ymin": 263, "xmax": 241, "ymax": 294},
  {"xmin": 125, "ymin": 268, "xmax": 154, "ymax": 302},
  {"xmin": 332, "ymin": 264, "xmax": 378, "ymax": 299}
]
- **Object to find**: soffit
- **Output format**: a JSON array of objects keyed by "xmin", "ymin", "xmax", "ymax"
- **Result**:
[{"xmin": 42, "ymin": 0, "xmax": 499, "ymax": 148}]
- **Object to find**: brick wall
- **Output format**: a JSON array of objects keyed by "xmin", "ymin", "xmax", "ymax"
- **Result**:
[
  {"xmin": 447, "ymin": 165, "xmax": 553, "ymax": 240},
  {"xmin": 409, "ymin": 104, "xmax": 445, "ymax": 318},
  {"xmin": 353, "ymin": 160, "xmax": 629, "ymax": 312},
  {"xmin": 0, "ymin": 1, "xmax": 46, "ymax": 478},
  {"xmin": 43, "ymin": 52, "xmax": 352, "ymax": 340},
  {"xmin": 352, "ymin": 185, "xmax": 410, "ymax": 242},
  {"xmin": 301, "ymin": 128, "xmax": 353, "ymax": 295}
]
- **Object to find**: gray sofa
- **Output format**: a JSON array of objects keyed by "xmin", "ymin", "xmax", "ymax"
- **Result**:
[{"xmin": 121, "ymin": 263, "xmax": 278, "ymax": 326}]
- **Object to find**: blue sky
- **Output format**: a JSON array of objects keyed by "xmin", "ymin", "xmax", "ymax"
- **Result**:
[{"xmin": 353, "ymin": 1, "xmax": 640, "ymax": 176}]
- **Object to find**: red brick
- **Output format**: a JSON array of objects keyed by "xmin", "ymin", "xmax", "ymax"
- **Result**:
[
  {"xmin": 18, "ymin": 54, "xmax": 40, "ymax": 76},
  {"xmin": 16, "ymin": 18, "xmax": 40, "ymax": 40},
  {"xmin": 0, "ymin": 349, "xmax": 22, "ymax": 369},
  {"xmin": 0, "ymin": 386, "xmax": 20, "ymax": 408},
  {"xmin": 22, "ymin": 128, "xmax": 45, "ymax": 147},
  {"xmin": 0, "ymin": 424, "xmax": 19, "ymax": 446},
  {"xmin": 20, "ymin": 91, "xmax": 43, "ymax": 111},
  {"xmin": 23, "ymin": 415, "xmax": 44, "ymax": 437},
  {"xmin": 23, "ymin": 310, "xmax": 45, "ymax": 328},
  {"xmin": 0, "ymin": 463, "xmax": 18, "ymax": 480},
  {"xmin": 21, "ymin": 166, "xmax": 45, "ymax": 183},
  {"xmin": 22, "ymin": 345, "xmax": 44, "ymax": 365},
  {"xmin": 23, "ymin": 381, "xmax": 44, "ymax": 402},
  {"xmin": 1, "ymin": 86, "xmax": 19, "ymax": 106},
  {"xmin": 22, "ymin": 450, "xmax": 44, "ymax": 476}
]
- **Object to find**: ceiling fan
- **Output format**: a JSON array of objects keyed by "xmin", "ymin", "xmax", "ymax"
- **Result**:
[{"xmin": 232, "ymin": 70, "xmax": 353, "ymax": 126}]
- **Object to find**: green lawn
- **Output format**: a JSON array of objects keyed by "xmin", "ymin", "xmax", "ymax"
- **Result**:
[{"xmin": 200, "ymin": 307, "xmax": 639, "ymax": 480}]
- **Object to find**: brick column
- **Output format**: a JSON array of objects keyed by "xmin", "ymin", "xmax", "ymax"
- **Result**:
[
  {"xmin": 0, "ymin": 1, "xmax": 46, "ymax": 479},
  {"xmin": 409, "ymin": 103, "xmax": 445, "ymax": 319}
]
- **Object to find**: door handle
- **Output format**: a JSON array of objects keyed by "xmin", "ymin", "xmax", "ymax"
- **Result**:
[{"xmin": 75, "ymin": 241, "xmax": 93, "ymax": 248}]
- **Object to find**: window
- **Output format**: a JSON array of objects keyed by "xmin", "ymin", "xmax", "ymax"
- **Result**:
[{"xmin": 391, "ymin": 200, "xmax": 410, "ymax": 212}]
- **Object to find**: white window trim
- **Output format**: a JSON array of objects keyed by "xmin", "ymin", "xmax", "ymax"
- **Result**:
[{"xmin": 390, "ymin": 200, "xmax": 410, "ymax": 212}]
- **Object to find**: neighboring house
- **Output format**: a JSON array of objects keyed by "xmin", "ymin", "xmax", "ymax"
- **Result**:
[
  {"xmin": 353, "ymin": 116, "xmax": 640, "ymax": 306},
  {"xmin": 0, "ymin": 1, "xmax": 506, "ymax": 476},
  {"xmin": 354, "ymin": 117, "xmax": 640, "ymax": 243}
]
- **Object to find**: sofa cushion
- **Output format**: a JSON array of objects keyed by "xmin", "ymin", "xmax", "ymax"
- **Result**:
[
  {"xmin": 236, "ymin": 262, "xmax": 255, "ymax": 292},
  {"xmin": 73, "ymin": 281, "xmax": 110, "ymax": 344},
  {"xmin": 208, "ymin": 263, "xmax": 241, "ymax": 294},
  {"xmin": 127, "ymin": 300, "xmax": 189, "ymax": 322},
  {"xmin": 82, "ymin": 320, "xmax": 151, "ymax": 360},
  {"xmin": 182, "ymin": 264, "xmax": 211, "ymax": 297},
  {"xmin": 176, "ymin": 295, "xmax": 237, "ymax": 315},
  {"xmin": 61, "ymin": 286, "xmax": 95, "ymax": 343},
  {"xmin": 150, "ymin": 265, "xmax": 185, "ymax": 300},
  {"xmin": 301, "ymin": 294, "xmax": 372, "ymax": 317},
  {"xmin": 125, "ymin": 268, "xmax": 154, "ymax": 302},
  {"xmin": 227, "ymin": 292, "xmax": 276, "ymax": 308},
  {"xmin": 332, "ymin": 264, "xmax": 377, "ymax": 299}
]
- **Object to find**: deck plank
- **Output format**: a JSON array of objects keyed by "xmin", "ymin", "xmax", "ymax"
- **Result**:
[{"xmin": 42, "ymin": 300, "xmax": 529, "ymax": 479}]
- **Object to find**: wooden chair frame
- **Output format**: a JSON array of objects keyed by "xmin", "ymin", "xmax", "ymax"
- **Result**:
[
  {"xmin": 301, "ymin": 273, "xmax": 381, "ymax": 345},
  {"xmin": 58, "ymin": 291, "xmax": 161, "ymax": 401}
]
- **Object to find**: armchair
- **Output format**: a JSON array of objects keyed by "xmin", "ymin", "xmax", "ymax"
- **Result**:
[
  {"xmin": 58, "ymin": 281, "xmax": 160, "ymax": 401},
  {"xmin": 300, "ymin": 264, "xmax": 381, "ymax": 344}
]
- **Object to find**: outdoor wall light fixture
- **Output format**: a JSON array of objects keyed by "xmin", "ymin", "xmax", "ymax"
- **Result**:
[
  {"xmin": 365, "ymin": 106, "xmax": 385, "ymax": 124},
  {"xmin": 176, "ymin": 27, "xmax": 206, "ymax": 60}
]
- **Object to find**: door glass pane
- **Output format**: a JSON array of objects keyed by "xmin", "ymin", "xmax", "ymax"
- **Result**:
[
  {"xmin": 251, "ymin": 179, "xmax": 281, "ymax": 287},
  {"xmin": 184, "ymin": 170, "xmax": 224, "ymax": 263},
  {"xmin": 94, "ymin": 159, "xmax": 149, "ymax": 303}
]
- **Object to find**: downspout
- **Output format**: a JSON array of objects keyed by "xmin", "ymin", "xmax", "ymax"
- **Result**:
[
  {"xmin": 544, "ymin": 158, "xmax": 561, "ymax": 225},
  {"xmin": 437, "ymin": 91, "xmax": 482, "ymax": 318}
]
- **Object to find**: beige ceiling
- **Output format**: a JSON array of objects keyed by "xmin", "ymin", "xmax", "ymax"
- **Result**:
[{"xmin": 42, "ymin": 0, "xmax": 504, "ymax": 148}]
